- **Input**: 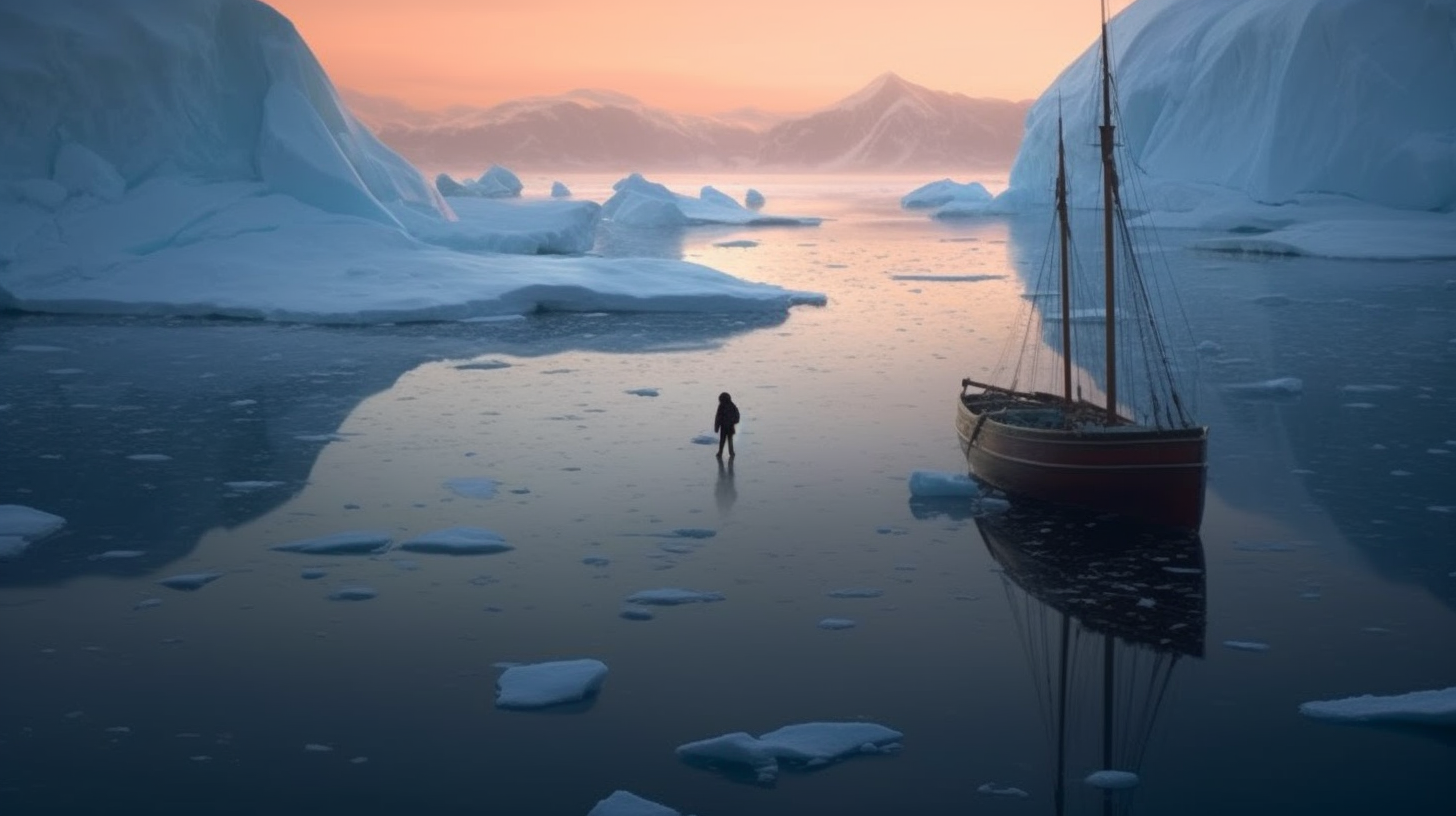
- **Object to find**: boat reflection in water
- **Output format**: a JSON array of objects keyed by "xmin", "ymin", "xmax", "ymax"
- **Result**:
[{"xmin": 976, "ymin": 504, "xmax": 1206, "ymax": 815}]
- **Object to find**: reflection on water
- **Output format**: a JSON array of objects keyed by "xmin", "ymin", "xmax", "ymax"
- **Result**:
[{"xmin": 1, "ymin": 176, "xmax": 1453, "ymax": 816}]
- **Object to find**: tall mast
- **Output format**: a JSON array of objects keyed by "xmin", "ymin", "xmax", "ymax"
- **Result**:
[
  {"xmin": 1099, "ymin": 1, "xmax": 1118, "ymax": 422},
  {"xmin": 1056, "ymin": 112, "xmax": 1073, "ymax": 404}
]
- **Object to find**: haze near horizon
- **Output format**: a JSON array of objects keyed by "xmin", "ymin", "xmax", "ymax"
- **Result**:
[{"xmin": 265, "ymin": 0, "xmax": 1135, "ymax": 114}]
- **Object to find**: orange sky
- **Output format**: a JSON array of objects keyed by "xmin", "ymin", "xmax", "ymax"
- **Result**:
[{"xmin": 266, "ymin": 0, "xmax": 1134, "ymax": 114}]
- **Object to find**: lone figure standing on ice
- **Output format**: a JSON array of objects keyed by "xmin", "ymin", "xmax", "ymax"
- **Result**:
[{"xmin": 713, "ymin": 392, "xmax": 740, "ymax": 459}]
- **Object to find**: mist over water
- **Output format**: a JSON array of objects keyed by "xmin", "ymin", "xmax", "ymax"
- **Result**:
[{"xmin": 1, "ymin": 175, "xmax": 1452, "ymax": 816}]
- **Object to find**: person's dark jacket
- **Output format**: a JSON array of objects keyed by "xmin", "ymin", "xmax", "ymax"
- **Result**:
[{"xmin": 714, "ymin": 400, "xmax": 740, "ymax": 434}]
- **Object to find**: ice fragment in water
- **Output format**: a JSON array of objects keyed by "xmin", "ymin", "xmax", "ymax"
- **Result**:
[
  {"xmin": 0, "ymin": 504, "xmax": 66, "ymax": 541},
  {"xmin": 624, "ymin": 388, "xmax": 660, "ymax": 397},
  {"xmin": 444, "ymin": 477, "xmax": 498, "ymax": 499},
  {"xmin": 126, "ymin": 453, "xmax": 172, "ymax": 461},
  {"xmin": 327, "ymin": 586, "xmax": 377, "ymax": 601},
  {"xmin": 1223, "ymin": 640, "xmax": 1270, "ymax": 652},
  {"xmin": 818, "ymin": 618, "xmax": 856, "ymax": 630},
  {"xmin": 271, "ymin": 531, "xmax": 392, "ymax": 554},
  {"xmin": 1085, "ymin": 770, "xmax": 1140, "ymax": 789},
  {"xmin": 157, "ymin": 572, "xmax": 222, "ymax": 591},
  {"xmin": 586, "ymin": 790, "xmax": 683, "ymax": 816},
  {"xmin": 495, "ymin": 659, "xmax": 608, "ymax": 709},
  {"xmin": 907, "ymin": 470, "xmax": 980, "ymax": 498},
  {"xmin": 827, "ymin": 588, "xmax": 883, "ymax": 599},
  {"xmin": 397, "ymin": 527, "xmax": 512, "ymax": 555},
  {"xmin": 676, "ymin": 721, "xmax": 903, "ymax": 783},
  {"xmin": 977, "ymin": 783, "xmax": 1030, "ymax": 798},
  {"xmin": 1299, "ymin": 687, "xmax": 1456, "ymax": 725},
  {"xmin": 624, "ymin": 588, "xmax": 724, "ymax": 605}
]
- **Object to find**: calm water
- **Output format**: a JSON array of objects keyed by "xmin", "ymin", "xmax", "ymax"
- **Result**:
[{"xmin": 1, "ymin": 176, "xmax": 1453, "ymax": 815}]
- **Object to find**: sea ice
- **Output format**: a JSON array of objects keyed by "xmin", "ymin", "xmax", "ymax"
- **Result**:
[
  {"xmin": 624, "ymin": 589, "xmax": 725, "ymax": 606},
  {"xmin": 271, "ymin": 531, "xmax": 393, "ymax": 555},
  {"xmin": 1225, "ymin": 378, "xmax": 1304, "ymax": 397},
  {"xmin": 901, "ymin": 179, "xmax": 992, "ymax": 210},
  {"xmin": 455, "ymin": 359, "xmax": 513, "ymax": 371},
  {"xmin": 691, "ymin": 434, "xmax": 717, "ymax": 445},
  {"xmin": 818, "ymin": 618, "xmax": 856, "ymax": 630},
  {"xmin": 602, "ymin": 174, "xmax": 822, "ymax": 228},
  {"xmin": 157, "ymin": 572, "xmax": 223, "ymax": 591},
  {"xmin": 586, "ymin": 790, "xmax": 683, "ymax": 816},
  {"xmin": 397, "ymin": 527, "xmax": 512, "ymax": 555},
  {"xmin": 1085, "ymin": 770, "xmax": 1140, "ymax": 789},
  {"xmin": 133, "ymin": 598, "xmax": 162, "ymax": 610},
  {"xmin": 977, "ymin": 783, "xmax": 1030, "ymax": 798},
  {"xmin": 90, "ymin": 550, "xmax": 146, "ymax": 560},
  {"xmin": 402, "ymin": 196, "xmax": 600, "ymax": 254},
  {"xmin": 126, "ymin": 454, "xmax": 172, "ymax": 462},
  {"xmin": 495, "ymin": 659, "xmax": 608, "ymax": 709},
  {"xmin": 907, "ymin": 471, "xmax": 980, "ymax": 498},
  {"xmin": 827, "ymin": 588, "xmax": 884, "ymax": 599},
  {"xmin": 327, "ymin": 586, "xmax": 377, "ymax": 601},
  {"xmin": 1299, "ymin": 687, "xmax": 1456, "ymax": 726},
  {"xmin": 625, "ymin": 388, "xmax": 660, "ymax": 397},
  {"xmin": 1223, "ymin": 640, "xmax": 1271, "ymax": 652},
  {"xmin": 0, "ymin": 504, "xmax": 66, "ymax": 541},
  {"xmin": 444, "ymin": 477, "xmax": 499, "ymax": 499},
  {"xmin": 676, "ymin": 721, "xmax": 902, "ymax": 783},
  {"xmin": 744, "ymin": 189, "xmax": 765, "ymax": 210},
  {"xmin": 620, "ymin": 607, "xmax": 654, "ymax": 621},
  {"xmin": 300, "ymin": 568, "xmax": 327, "ymax": 580},
  {"xmin": 0, "ymin": 537, "xmax": 29, "ymax": 559},
  {"xmin": 550, "ymin": 181, "xmax": 571, "ymax": 198},
  {"xmin": 304, "ymin": 743, "xmax": 333, "ymax": 752},
  {"xmin": 224, "ymin": 481, "xmax": 284, "ymax": 491}
]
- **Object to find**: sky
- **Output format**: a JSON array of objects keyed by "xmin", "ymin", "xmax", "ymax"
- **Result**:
[{"xmin": 265, "ymin": 0, "xmax": 1136, "ymax": 114}]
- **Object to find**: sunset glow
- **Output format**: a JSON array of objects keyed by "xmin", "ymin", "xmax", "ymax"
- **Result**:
[{"xmin": 265, "ymin": 0, "xmax": 1135, "ymax": 113}]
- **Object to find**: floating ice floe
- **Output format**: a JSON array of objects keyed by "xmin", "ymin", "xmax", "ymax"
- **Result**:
[
  {"xmin": 818, "ymin": 618, "xmax": 856, "ymax": 630},
  {"xmin": 908, "ymin": 471, "xmax": 980, "ymax": 498},
  {"xmin": 602, "ymin": 174, "xmax": 822, "ymax": 228},
  {"xmin": 403, "ymin": 195, "xmax": 600, "ymax": 254},
  {"xmin": 126, "ymin": 453, "xmax": 172, "ymax": 462},
  {"xmin": 1225, "ymin": 377, "xmax": 1304, "ymax": 397},
  {"xmin": 676, "ymin": 721, "xmax": 902, "ymax": 784},
  {"xmin": 625, "ymin": 387, "xmax": 660, "ymax": 397},
  {"xmin": 977, "ymin": 783, "xmax": 1030, "ymax": 798},
  {"xmin": 157, "ymin": 572, "xmax": 223, "ymax": 591},
  {"xmin": 327, "ymin": 586, "xmax": 377, "ymax": 601},
  {"xmin": 1085, "ymin": 770, "xmax": 1140, "ymax": 789},
  {"xmin": 1223, "ymin": 640, "xmax": 1271, "ymax": 652},
  {"xmin": 90, "ymin": 549, "xmax": 145, "ymax": 560},
  {"xmin": 586, "ymin": 790, "xmax": 683, "ymax": 816},
  {"xmin": 625, "ymin": 588, "xmax": 725, "ymax": 606},
  {"xmin": 300, "ymin": 568, "xmax": 327, "ymax": 579},
  {"xmin": 582, "ymin": 556, "xmax": 610, "ymax": 566},
  {"xmin": 714, "ymin": 239, "xmax": 759, "ymax": 248},
  {"xmin": 0, "ymin": 505, "xmax": 66, "ymax": 556},
  {"xmin": 304, "ymin": 743, "xmax": 333, "ymax": 752},
  {"xmin": 436, "ymin": 165, "xmax": 522, "ymax": 199},
  {"xmin": 691, "ymin": 434, "xmax": 717, "ymax": 445},
  {"xmin": 271, "ymin": 531, "xmax": 393, "ymax": 555},
  {"xmin": 620, "ymin": 607, "xmax": 654, "ymax": 621},
  {"xmin": 444, "ymin": 477, "xmax": 499, "ymax": 499},
  {"xmin": 133, "ymin": 598, "xmax": 163, "ymax": 610},
  {"xmin": 1299, "ymin": 687, "xmax": 1456, "ymax": 726},
  {"xmin": 495, "ymin": 659, "xmax": 608, "ymax": 709},
  {"xmin": 827, "ymin": 588, "xmax": 883, "ymax": 599},
  {"xmin": 398, "ymin": 527, "xmax": 512, "ymax": 555},
  {"xmin": 223, "ymin": 480, "xmax": 284, "ymax": 492}
]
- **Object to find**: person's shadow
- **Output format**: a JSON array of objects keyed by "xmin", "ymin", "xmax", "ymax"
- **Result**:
[{"xmin": 715, "ymin": 457, "xmax": 737, "ymax": 516}]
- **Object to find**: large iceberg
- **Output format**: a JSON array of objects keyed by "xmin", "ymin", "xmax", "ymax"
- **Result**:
[
  {"xmin": 0, "ymin": 0, "xmax": 824, "ymax": 322},
  {"xmin": 1001, "ymin": 0, "xmax": 1456, "ymax": 216}
]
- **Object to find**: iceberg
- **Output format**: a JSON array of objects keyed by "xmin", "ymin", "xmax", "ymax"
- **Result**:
[
  {"xmin": 436, "ymin": 165, "xmax": 523, "ymax": 199},
  {"xmin": 996, "ymin": 0, "xmax": 1456, "ymax": 245},
  {"xmin": 901, "ymin": 179, "xmax": 992, "ymax": 210},
  {"xmin": 602, "ymin": 174, "xmax": 823, "ymax": 227},
  {"xmin": 550, "ymin": 181, "xmax": 571, "ymax": 198},
  {"xmin": 0, "ymin": 0, "xmax": 825, "ymax": 323},
  {"xmin": 586, "ymin": 791, "xmax": 683, "ymax": 816}
]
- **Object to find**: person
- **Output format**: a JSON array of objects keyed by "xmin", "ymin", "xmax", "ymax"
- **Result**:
[{"xmin": 713, "ymin": 392, "xmax": 740, "ymax": 458}]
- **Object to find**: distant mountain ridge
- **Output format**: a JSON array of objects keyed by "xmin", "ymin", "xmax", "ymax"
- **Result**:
[{"xmin": 346, "ymin": 74, "xmax": 1029, "ymax": 173}]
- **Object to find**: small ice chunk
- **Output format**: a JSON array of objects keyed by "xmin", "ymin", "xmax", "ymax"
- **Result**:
[
  {"xmin": 350, "ymin": 756, "xmax": 369, "ymax": 764},
  {"xmin": 582, "ymin": 556, "xmax": 610, "ymax": 566},
  {"xmin": 444, "ymin": 477, "xmax": 499, "ymax": 499},
  {"xmin": 304, "ymin": 743, "xmax": 333, "ymax": 752},
  {"xmin": 157, "ymin": 572, "xmax": 223, "ymax": 591},
  {"xmin": 223, "ymin": 480, "xmax": 284, "ymax": 491},
  {"xmin": 300, "ymin": 568, "xmax": 327, "ymax": 579},
  {"xmin": 691, "ymin": 434, "xmax": 717, "ymax": 445},
  {"xmin": 0, "ymin": 536, "xmax": 30, "ymax": 559},
  {"xmin": 586, "ymin": 790, "xmax": 682, "ymax": 816},
  {"xmin": 550, "ymin": 181, "xmax": 571, "ymax": 198},
  {"xmin": 495, "ymin": 658, "xmax": 608, "ymax": 709},
  {"xmin": 625, "ymin": 588, "xmax": 725, "ymax": 605},
  {"xmin": 818, "ymin": 618, "xmax": 856, "ymax": 630},
  {"xmin": 91, "ymin": 550, "xmax": 146, "ymax": 560},
  {"xmin": 126, "ymin": 454, "xmax": 172, "ymax": 462},
  {"xmin": 271, "ymin": 531, "xmax": 392, "ymax": 555},
  {"xmin": 1223, "ymin": 640, "xmax": 1270, "ymax": 652},
  {"xmin": 908, "ymin": 470, "xmax": 980, "ymax": 498},
  {"xmin": 328, "ymin": 586, "xmax": 377, "ymax": 601},
  {"xmin": 1299, "ymin": 687, "xmax": 1456, "ymax": 725},
  {"xmin": 827, "ymin": 588, "xmax": 883, "ymax": 599},
  {"xmin": 744, "ymin": 189, "xmax": 765, "ymax": 210},
  {"xmin": 398, "ymin": 527, "xmax": 512, "ymax": 555},
  {"xmin": 977, "ymin": 783, "xmax": 1030, "ymax": 798},
  {"xmin": 1339, "ymin": 384, "xmax": 1400, "ymax": 393},
  {"xmin": 620, "ymin": 607, "xmax": 654, "ymax": 621},
  {"xmin": 1195, "ymin": 340, "xmax": 1223, "ymax": 355},
  {"xmin": 133, "ymin": 598, "xmax": 163, "ymax": 610},
  {"xmin": 901, "ymin": 179, "xmax": 992, "ymax": 209},
  {"xmin": 1225, "ymin": 377, "xmax": 1303, "ymax": 396},
  {"xmin": 229, "ymin": 399, "xmax": 257, "ymax": 407},
  {"xmin": 669, "ymin": 528, "xmax": 716, "ymax": 539},
  {"xmin": 625, "ymin": 388, "xmax": 660, "ymax": 397},
  {"xmin": 677, "ymin": 722, "xmax": 903, "ymax": 782},
  {"xmin": 1085, "ymin": 770, "xmax": 1140, "ymax": 789},
  {"xmin": 0, "ymin": 504, "xmax": 67, "ymax": 540}
]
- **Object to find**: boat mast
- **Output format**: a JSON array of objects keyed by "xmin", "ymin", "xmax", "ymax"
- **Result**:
[
  {"xmin": 1099, "ymin": 0, "xmax": 1118, "ymax": 423},
  {"xmin": 1056, "ymin": 111, "xmax": 1073, "ymax": 405}
]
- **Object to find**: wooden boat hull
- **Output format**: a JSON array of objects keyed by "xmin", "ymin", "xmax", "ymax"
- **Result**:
[{"xmin": 957, "ymin": 396, "xmax": 1207, "ymax": 529}]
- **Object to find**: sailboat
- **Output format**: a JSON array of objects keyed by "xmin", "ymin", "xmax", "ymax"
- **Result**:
[
  {"xmin": 976, "ymin": 507, "xmax": 1206, "ymax": 815},
  {"xmin": 956, "ymin": 4, "xmax": 1208, "ymax": 530}
]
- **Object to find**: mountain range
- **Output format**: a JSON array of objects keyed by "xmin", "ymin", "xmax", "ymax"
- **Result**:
[{"xmin": 345, "ymin": 74, "xmax": 1030, "ymax": 173}]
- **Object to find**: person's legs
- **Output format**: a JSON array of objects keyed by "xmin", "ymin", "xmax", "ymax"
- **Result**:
[
  {"xmin": 727, "ymin": 430, "xmax": 735, "ymax": 457},
  {"xmin": 717, "ymin": 429, "xmax": 728, "ymax": 457}
]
